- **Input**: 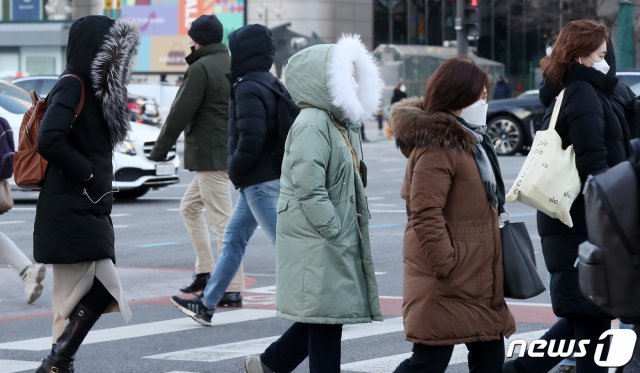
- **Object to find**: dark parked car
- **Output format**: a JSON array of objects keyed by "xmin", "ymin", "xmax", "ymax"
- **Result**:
[
  {"xmin": 487, "ymin": 90, "xmax": 545, "ymax": 156},
  {"xmin": 487, "ymin": 70, "xmax": 640, "ymax": 156}
]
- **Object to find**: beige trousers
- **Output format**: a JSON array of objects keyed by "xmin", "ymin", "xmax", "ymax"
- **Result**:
[
  {"xmin": 180, "ymin": 171, "xmax": 244, "ymax": 292},
  {"xmin": 0, "ymin": 232, "xmax": 31, "ymax": 276}
]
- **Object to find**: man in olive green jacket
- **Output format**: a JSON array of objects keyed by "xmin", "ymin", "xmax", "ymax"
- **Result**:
[{"xmin": 149, "ymin": 14, "xmax": 243, "ymax": 305}]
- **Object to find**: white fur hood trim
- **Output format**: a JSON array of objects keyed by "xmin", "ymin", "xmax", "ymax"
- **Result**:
[{"xmin": 327, "ymin": 35, "xmax": 383, "ymax": 123}]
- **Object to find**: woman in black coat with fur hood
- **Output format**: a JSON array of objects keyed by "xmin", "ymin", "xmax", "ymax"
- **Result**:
[
  {"xmin": 34, "ymin": 16, "xmax": 139, "ymax": 373},
  {"xmin": 505, "ymin": 20, "xmax": 634, "ymax": 373}
]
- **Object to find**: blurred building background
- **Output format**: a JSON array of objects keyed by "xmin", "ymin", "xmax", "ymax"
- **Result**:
[
  {"xmin": 373, "ymin": 0, "xmax": 637, "ymax": 94},
  {"xmin": 0, "ymin": 0, "xmax": 637, "ymax": 98}
]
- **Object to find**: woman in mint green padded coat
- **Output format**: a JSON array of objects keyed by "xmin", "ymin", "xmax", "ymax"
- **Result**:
[{"xmin": 244, "ymin": 35, "xmax": 383, "ymax": 373}]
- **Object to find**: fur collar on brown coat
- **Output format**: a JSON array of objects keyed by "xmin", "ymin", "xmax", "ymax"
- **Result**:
[{"xmin": 390, "ymin": 97, "xmax": 476, "ymax": 157}]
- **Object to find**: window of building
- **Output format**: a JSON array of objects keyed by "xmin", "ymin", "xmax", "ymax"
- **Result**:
[{"xmin": 26, "ymin": 56, "xmax": 56, "ymax": 75}]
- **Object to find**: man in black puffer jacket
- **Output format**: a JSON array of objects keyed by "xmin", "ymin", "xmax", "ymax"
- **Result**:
[{"xmin": 170, "ymin": 24, "xmax": 283, "ymax": 327}]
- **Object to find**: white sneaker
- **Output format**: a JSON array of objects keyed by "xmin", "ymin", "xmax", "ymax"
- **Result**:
[
  {"xmin": 21, "ymin": 264, "xmax": 46, "ymax": 304},
  {"xmin": 244, "ymin": 355, "xmax": 273, "ymax": 373}
]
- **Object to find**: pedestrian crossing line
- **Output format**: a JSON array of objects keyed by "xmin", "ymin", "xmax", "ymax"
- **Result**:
[
  {"xmin": 247, "ymin": 285, "xmax": 397, "ymax": 295},
  {"xmin": 140, "ymin": 196, "xmax": 183, "ymax": 201},
  {"xmin": 0, "ymin": 359, "xmax": 41, "ymax": 373},
  {"xmin": 0, "ymin": 221, "xmax": 25, "ymax": 225},
  {"xmin": 341, "ymin": 352, "xmax": 410, "ymax": 372},
  {"xmin": 340, "ymin": 329, "xmax": 547, "ymax": 372},
  {"xmin": 145, "ymin": 317, "xmax": 405, "ymax": 363},
  {"xmin": 245, "ymin": 285, "xmax": 276, "ymax": 294},
  {"xmin": 0, "ymin": 309, "xmax": 276, "ymax": 351}
]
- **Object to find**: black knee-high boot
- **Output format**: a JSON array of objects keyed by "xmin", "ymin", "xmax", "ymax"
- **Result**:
[{"xmin": 36, "ymin": 304, "xmax": 100, "ymax": 373}]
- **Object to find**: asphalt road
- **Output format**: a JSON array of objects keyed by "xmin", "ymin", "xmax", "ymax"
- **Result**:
[{"xmin": 0, "ymin": 123, "xmax": 560, "ymax": 373}]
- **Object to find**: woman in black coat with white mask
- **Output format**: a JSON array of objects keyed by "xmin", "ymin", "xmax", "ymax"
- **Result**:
[
  {"xmin": 34, "ymin": 16, "xmax": 139, "ymax": 373},
  {"xmin": 505, "ymin": 19, "xmax": 634, "ymax": 373}
]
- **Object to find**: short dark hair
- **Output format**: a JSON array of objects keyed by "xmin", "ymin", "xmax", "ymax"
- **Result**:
[{"xmin": 422, "ymin": 57, "xmax": 489, "ymax": 115}]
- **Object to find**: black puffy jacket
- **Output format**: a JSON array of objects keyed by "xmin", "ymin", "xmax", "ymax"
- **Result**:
[
  {"xmin": 537, "ymin": 61, "xmax": 633, "ymax": 318},
  {"xmin": 34, "ymin": 16, "xmax": 138, "ymax": 264},
  {"xmin": 227, "ymin": 25, "xmax": 280, "ymax": 188}
]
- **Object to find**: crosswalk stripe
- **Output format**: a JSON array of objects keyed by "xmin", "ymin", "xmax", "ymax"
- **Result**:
[
  {"xmin": 0, "ymin": 359, "xmax": 41, "ymax": 373},
  {"xmin": 0, "ymin": 307, "xmax": 553, "ymax": 373},
  {"xmin": 145, "ymin": 317, "xmax": 405, "ymax": 362},
  {"xmin": 0, "ymin": 309, "xmax": 276, "ymax": 351},
  {"xmin": 341, "ymin": 353, "xmax": 410, "ymax": 372},
  {"xmin": 340, "ymin": 329, "xmax": 547, "ymax": 372},
  {"xmin": 246, "ymin": 285, "xmax": 276, "ymax": 294}
]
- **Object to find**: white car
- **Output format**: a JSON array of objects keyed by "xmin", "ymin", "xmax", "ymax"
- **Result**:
[{"xmin": 0, "ymin": 89, "xmax": 180, "ymax": 200}]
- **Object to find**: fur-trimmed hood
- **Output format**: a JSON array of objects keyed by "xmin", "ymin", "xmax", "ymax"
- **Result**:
[
  {"xmin": 66, "ymin": 16, "xmax": 140, "ymax": 146},
  {"xmin": 284, "ymin": 34, "xmax": 382, "ymax": 126},
  {"xmin": 390, "ymin": 97, "xmax": 476, "ymax": 156}
]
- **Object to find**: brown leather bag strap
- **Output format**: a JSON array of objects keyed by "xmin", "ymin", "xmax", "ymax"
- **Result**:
[{"xmin": 60, "ymin": 74, "xmax": 86, "ymax": 118}]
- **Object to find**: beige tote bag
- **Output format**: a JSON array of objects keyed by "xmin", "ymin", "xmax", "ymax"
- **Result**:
[{"xmin": 506, "ymin": 89, "xmax": 580, "ymax": 227}]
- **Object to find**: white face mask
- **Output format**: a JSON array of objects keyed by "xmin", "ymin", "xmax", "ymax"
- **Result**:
[
  {"xmin": 591, "ymin": 58, "xmax": 610, "ymax": 75},
  {"xmin": 461, "ymin": 99, "xmax": 488, "ymax": 127}
]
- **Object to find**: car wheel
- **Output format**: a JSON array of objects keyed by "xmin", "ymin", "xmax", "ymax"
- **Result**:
[
  {"xmin": 115, "ymin": 187, "xmax": 149, "ymax": 200},
  {"xmin": 487, "ymin": 115, "xmax": 525, "ymax": 156}
]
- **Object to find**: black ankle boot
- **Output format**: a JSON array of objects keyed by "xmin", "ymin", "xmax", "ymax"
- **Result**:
[
  {"xmin": 36, "ymin": 304, "xmax": 100, "ymax": 373},
  {"xmin": 217, "ymin": 292, "xmax": 243, "ymax": 307},
  {"xmin": 179, "ymin": 272, "xmax": 210, "ymax": 293}
]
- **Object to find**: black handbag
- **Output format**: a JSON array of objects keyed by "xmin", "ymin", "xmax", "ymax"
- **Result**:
[{"xmin": 501, "ymin": 218, "xmax": 546, "ymax": 299}]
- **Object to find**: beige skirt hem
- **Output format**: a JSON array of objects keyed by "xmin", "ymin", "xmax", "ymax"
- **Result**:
[{"xmin": 51, "ymin": 258, "xmax": 131, "ymax": 342}]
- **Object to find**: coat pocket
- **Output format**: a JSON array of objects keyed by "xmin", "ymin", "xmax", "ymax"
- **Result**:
[
  {"xmin": 439, "ymin": 241, "xmax": 485, "ymax": 300},
  {"xmin": 277, "ymin": 198, "xmax": 288, "ymax": 214}
]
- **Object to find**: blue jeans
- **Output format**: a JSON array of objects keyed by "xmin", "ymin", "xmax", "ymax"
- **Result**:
[{"xmin": 201, "ymin": 179, "xmax": 279, "ymax": 309}]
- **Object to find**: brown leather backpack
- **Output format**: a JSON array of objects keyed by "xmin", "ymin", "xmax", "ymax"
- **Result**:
[{"xmin": 13, "ymin": 74, "xmax": 85, "ymax": 189}]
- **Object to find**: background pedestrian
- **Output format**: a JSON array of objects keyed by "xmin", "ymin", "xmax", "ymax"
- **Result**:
[
  {"xmin": 170, "ymin": 24, "xmax": 283, "ymax": 327},
  {"xmin": 391, "ymin": 82, "xmax": 408, "ymax": 105},
  {"xmin": 150, "ymin": 14, "xmax": 244, "ymax": 306},
  {"xmin": 493, "ymin": 75, "xmax": 512, "ymax": 99}
]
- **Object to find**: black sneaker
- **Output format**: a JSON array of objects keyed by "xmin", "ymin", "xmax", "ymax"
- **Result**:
[
  {"xmin": 170, "ymin": 295, "xmax": 214, "ymax": 326},
  {"xmin": 217, "ymin": 292, "xmax": 243, "ymax": 307},
  {"xmin": 179, "ymin": 272, "xmax": 210, "ymax": 293}
]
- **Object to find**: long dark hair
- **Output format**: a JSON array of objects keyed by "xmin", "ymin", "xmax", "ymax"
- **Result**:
[
  {"xmin": 423, "ymin": 57, "xmax": 488, "ymax": 115},
  {"xmin": 541, "ymin": 19, "xmax": 608, "ymax": 87}
]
